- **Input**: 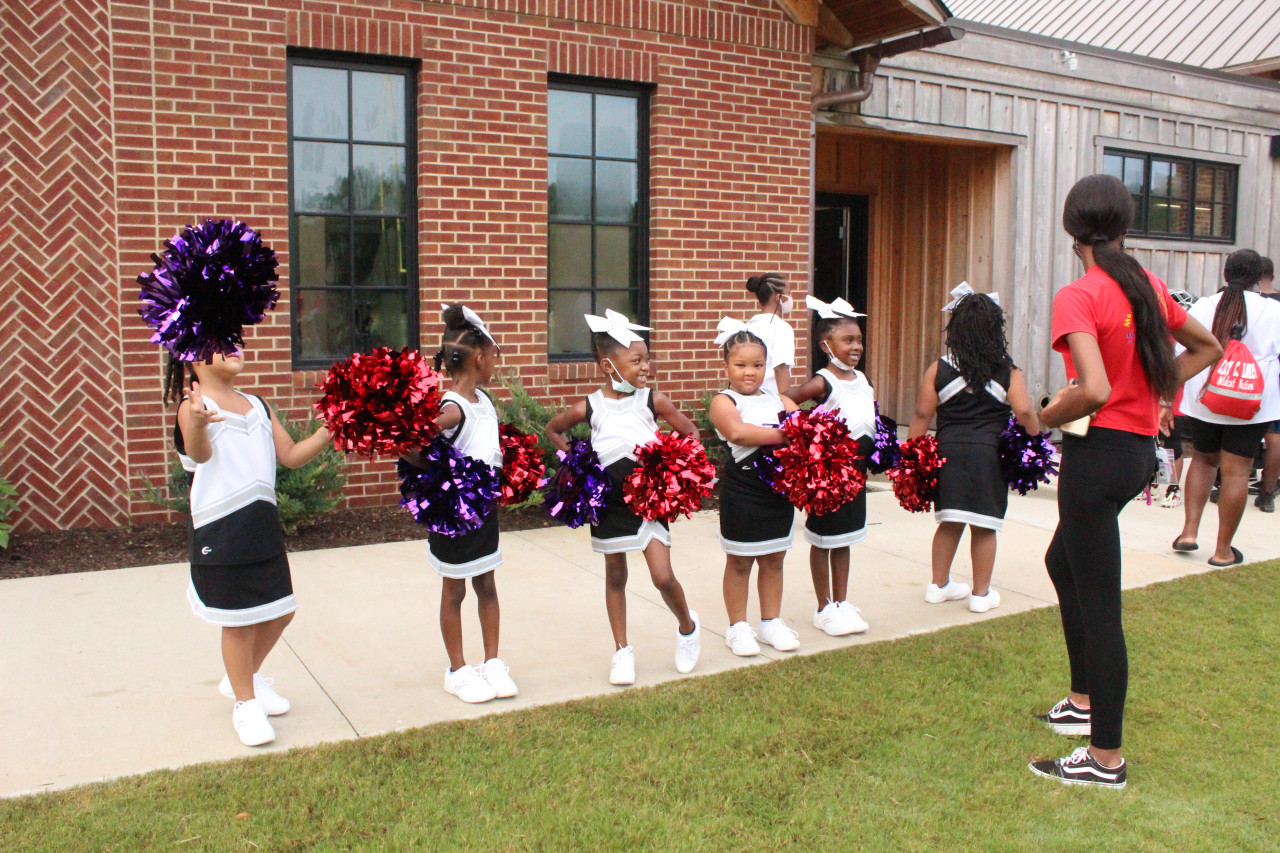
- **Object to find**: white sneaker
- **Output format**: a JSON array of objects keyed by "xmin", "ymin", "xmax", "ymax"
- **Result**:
[
  {"xmin": 725, "ymin": 621, "xmax": 761, "ymax": 656},
  {"xmin": 758, "ymin": 617, "xmax": 800, "ymax": 651},
  {"xmin": 675, "ymin": 611, "xmax": 701, "ymax": 674},
  {"xmin": 232, "ymin": 698, "xmax": 275, "ymax": 747},
  {"xmin": 219, "ymin": 673, "xmax": 291, "ymax": 716},
  {"xmin": 969, "ymin": 588, "xmax": 1001, "ymax": 613},
  {"xmin": 443, "ymin": 664, "xmax": 497, "ymax": 703},
  {"xmin": 479, "ymin": 658, "xmax": 519, "ymax": 698},
  {"xmin": 813, "ymin": 601, "xmax": 854, "ymax": 636},
  {"xmin": 837, "ymin": 601, "xmax": 870, "ymax": 634},
  {"xmin": 609, "ymin": 646, "xmax": 636, "ymax": 685},
  {"xmin": 925, "ymin": 580, "xmax": 971, "ymax": 603}
]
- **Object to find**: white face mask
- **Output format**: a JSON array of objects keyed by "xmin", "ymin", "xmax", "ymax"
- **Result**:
[
  {"xmin": 603, "ymin": 360, "xmax": 637, "ymax": 394},
  {"xmin": 823, "ymin": 343, "xmax": 854, "ymax": 372}
]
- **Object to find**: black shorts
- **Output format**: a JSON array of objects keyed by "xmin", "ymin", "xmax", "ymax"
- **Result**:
[
  {"xmin": 1160, "ymin": 414, "xmax": 1189, "ymax": 460},
  {"xmin": 1187, "ymin": 417, "xmax": 1270, "ymax": 458}
]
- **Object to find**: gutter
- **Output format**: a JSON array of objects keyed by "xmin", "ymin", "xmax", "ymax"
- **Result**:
[{"xmin": 812, "ymin": 25, "xmax": 966, "ymax": 110}]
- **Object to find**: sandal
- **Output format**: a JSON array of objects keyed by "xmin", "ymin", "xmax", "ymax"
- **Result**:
[
  {"xmin": 1207, "ymin": 546, "xmax": 1243, "ymax": 567},
  {"xmin": 1171, "ymin": 538, "xmax": 1198, "ymax": 552}
]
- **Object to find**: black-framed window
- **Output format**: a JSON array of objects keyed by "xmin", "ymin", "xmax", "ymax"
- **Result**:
[
  {"xmin": 1103, "ymin": 148, "xmax": 1237, "ymax": 242},
  {"xmin": 288, "ymin": 54, "xmax": 417, "ymax": 368},
  {"xmin": 547, "ymin": 78, "xmax": 649, "ymax": 359}
]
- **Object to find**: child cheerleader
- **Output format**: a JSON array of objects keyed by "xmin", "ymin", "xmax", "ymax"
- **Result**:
[
  {"xmin": 402, "ymin": 305, "xmax": 518, "ymax": 704},
  {"xmin": 786, "ymin": 296, "xmax": 875, "ymax": 636},
  {"xmin": 906, "ymin": 286, "xmax": 1039, "ymax": 613},
  {"xmin": 709, "ymin": 320, "xmax": 801, "ymax": 655},
  {"xmin": 167, "ymin": 349, "xmax": 331, "ymax": 747},
  {"xmin": 545, "ymin": 309, "xmax": 701, "ymax": 685}
]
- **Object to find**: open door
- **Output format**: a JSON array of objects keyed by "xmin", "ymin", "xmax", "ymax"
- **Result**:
[{"xmin": 812, "ymin": 193, "xmax": 869, "ymax": 373}]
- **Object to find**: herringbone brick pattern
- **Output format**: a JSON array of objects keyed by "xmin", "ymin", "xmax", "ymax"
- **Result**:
[{"xmin": 0, "ymin": 0, "xmax": 128, "ymax": 531}]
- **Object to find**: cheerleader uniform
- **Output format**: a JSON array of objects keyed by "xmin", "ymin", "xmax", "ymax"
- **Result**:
[
  {"xmin": 715, "ymin": 388, "xmax": 795, "ymax": 556},
  {"xmin": 804, "ymin": 368, "xmax": 876, "ymax": 548},
  {"xmin": 934, "ymin": 356, "xmax": 1013, "ymax": 530},
  {"xmin": 587, "ymin": 388, "xmax": 671, "ymax": 554},
  {"xmin": 427, "ymin": 390, "xmax": 503, "ymax": 578},
  {"xmin": 177, "ymin": 394, "xmax": 295, "ymax": 627}
]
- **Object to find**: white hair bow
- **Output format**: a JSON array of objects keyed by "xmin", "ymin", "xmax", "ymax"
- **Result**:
[
  {"xmin": 713, "ymin": 317, "xmax": 753, "ymax": 347},
  {"xmin": 806, "ymin": 295, "xmax": 865, "ymax": 319},
  {"xmin": 441, "ymin": 303, "xmax": 498, "ymax": 346},
  {"xmin": 942, "ymin": 282, "xmax": 1000, "ymax": 312},
  {"xmin": 584, "ymin": 308, "xmax": 650, "ymax": 347}
]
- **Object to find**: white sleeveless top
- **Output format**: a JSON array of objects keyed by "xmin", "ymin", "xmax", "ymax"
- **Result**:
[
  {"xmin": 716, "ymin": 388, "xmax": 784, "ymax": 462},
  {"xmin": 179, "ymin": 394, "xmax": 277, "ymax": 530},
  {"xmin": 587, "ymin": 388, "xmax": 659, "ymax": 467},
  {"xmin": 440, "ymin": 389, "xmax": 502, "ymax": 469},
  {"xmin": 816, "ymin": 368, "xmax": 876, "ymax": 439}
]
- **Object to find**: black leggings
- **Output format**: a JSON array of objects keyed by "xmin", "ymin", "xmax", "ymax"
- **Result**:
[{"xmin": 1044, "ymin": 427, "xmax": 1156, "ymax": 750}]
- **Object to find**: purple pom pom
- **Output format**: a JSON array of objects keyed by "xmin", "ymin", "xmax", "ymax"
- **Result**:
[
  {"xmin": 540, "ymin": 439, "xmax": 609, "ymax": 529},
  {"xmin": 999, "ymin": 416, "xmax": 1059, "ymax": 496},
  {"xmin": 397, "ymin": 441, "xmax": 499, "ymax": 536},
  {"xmin": 867, "ymin": 403, "xmax": 901, "ymax": 475},
  {"xmin": 138, "ymin": 219, "xmax": 280, "ymax": 362}
]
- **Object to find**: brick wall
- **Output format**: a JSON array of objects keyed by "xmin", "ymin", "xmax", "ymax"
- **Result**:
[{"xmin": 4, "ymin": 0, "xmax": 813, "ymax": 531}]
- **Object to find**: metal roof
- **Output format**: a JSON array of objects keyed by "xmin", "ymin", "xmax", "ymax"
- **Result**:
[{"xmin": 946, "ymin": 0, "xmax": 1280, "ymax": 71}]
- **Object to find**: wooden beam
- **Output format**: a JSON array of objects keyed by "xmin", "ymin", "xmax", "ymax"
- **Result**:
[
  {"xmin": 817, "ymin": 3, "xmax": 855, "ymax": 49},
  {"xmin": 775, "ymin": 0, "xmax": 819, "ymax": 27}
]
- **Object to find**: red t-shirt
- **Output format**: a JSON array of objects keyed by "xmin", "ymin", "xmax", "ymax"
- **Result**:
[{"xmin": 1051, "ymin": 266, "xmax": 1187, "ymax": 436}]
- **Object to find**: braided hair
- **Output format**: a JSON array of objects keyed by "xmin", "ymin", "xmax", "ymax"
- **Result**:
[
  {"xmin": 945, "ymin": 293, "xmax": 1011, "ymax": 390},
  {"xmin": 163, "ymin": 355, "xmax": 194, "ymax": 407},
  {"xmin": 1211, "ymin": 249, "xmax": 1267, "ymax": 346},
  {"xmin": 435, "ymin": 304, "xmax": 491, "ymax": 377},
  {"xmin": 1062, "ymin": 174, "xmax": 1180, "ymax": 399},
  {"xmin": 721, "ymin": 329, "xmax": 767, "ymax": 361},
  {"xmin": 746, "ymin": 273, "xmax": 787, "ymax": 307}
]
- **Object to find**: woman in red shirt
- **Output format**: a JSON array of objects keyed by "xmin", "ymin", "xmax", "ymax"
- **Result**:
[{"xmin": 1032, "ymin": 175, "xmax": 1220, "ymax": 788}]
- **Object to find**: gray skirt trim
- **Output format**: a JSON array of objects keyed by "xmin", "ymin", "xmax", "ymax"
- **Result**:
[
  {"xmin": 591, "ymin": 520, "xmax": 672, "ymax": 554},
  {"xmin": 935, "ymin": 508, "xmax": 1005, "ymax": 531}
]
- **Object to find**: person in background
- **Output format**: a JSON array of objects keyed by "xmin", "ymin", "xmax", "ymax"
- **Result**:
[{"xmin": 744, "ymin": 273, "xmax": 796, "ymax": 395}]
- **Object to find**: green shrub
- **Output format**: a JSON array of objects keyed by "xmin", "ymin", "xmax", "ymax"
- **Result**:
[
  {"xmin": 139, "ymin": 408, "xmax": 347, "ymax": 535},
  {"xmin": 0, "ymin": 474, "xmax": 17, "ymax": 550},
  {"xmin": 692, "ymin": 391, "xmax": 729, "ymax": 467},
  {"xmin": 492, "ymin": 377, "xmax": 588, "ymax": 509}
]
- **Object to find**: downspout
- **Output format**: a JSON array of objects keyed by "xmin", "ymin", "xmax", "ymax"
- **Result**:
[{"xmin": 812, "ymin": 52, "xmax": 881, "ymax": 111}]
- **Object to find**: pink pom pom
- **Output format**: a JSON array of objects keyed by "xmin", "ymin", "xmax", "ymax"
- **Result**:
[
  {"xmin": 766, "ymin": 408, "xmax": 866, "ymax": 516},
  {"xmin": 622, "ymin": 431, "xmax": 717, "ymax": 522},
  {"xmin": 316, "ymin": 347, "xmax": 441, "ymax": 458},
  {"xmin": 888, "ymin": 435, "xmax": 946, "ymax": 513}
]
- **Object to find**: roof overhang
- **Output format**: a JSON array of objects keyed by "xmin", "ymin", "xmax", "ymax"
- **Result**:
[{"xmin": 779, "ymin": 0, "xmax": 952, "ymax": 51}]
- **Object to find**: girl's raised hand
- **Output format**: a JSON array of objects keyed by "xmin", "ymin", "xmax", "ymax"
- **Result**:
[{"xmin": 187, "ymin": 380, "xmax": 224, "ymax": 428}]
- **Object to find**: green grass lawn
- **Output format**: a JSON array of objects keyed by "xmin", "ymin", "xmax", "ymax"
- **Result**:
[{"xmin": 4, "ymin": 563, "xmax": 1277, "ymax": 852}]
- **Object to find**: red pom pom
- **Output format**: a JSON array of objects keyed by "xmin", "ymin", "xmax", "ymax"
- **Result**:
[
  {"xmin": 622, "ymin": 431, "xmax": 717, "ymax": 522},
  {"xmin": 888, "ymin": 435, "xmax": 946, "ymax": 513},
  {"xmin": 315, "ymin": 347, "xmax": 441, "ymax": 458},
  {"xmin": 498, "ymin": 423, "xmax": 546, "ymax": 506},
  {"xmin": 767, "ymin": 408, "xmax": 866, "ymax": 516}
]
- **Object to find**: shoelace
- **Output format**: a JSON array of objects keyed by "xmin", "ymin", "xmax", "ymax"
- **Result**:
[
  {"xmin": 484, "ymin": 660, "xmax": 509, "ymax": 676},
  {"xmin": 1062, "ymin": 746, "xmax": 1092, "ymax": 767}
]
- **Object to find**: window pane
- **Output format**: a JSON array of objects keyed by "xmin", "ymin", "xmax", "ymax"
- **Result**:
[
  {"xmin": 1212, "ymin": 203, "xmax": 1230, "ymax": 238},
  {"xmin": 595, "ymin": 94, "xmax": 637, "ymax": 159},
  {"xmin": 549, "ymin": 224, "xmax": 592, "ymax": 289},
  {"xmin": 352, "ymin": 145, "xmax": 406, "ymax": 213},
  {"xmin": 1122, "ymin": 157, "xmax": 1144, "ymax": 196},
  {"xmin": 548, "ymin": 289, "xmax": 593, "ymax": 354},
  {"xmin": 595, "ymin": 160, "xmax": 637, "ymax": 223},
  {"xmin": 594, "ymin": 288, "xmax": 638, "ymax": 320},
  {"xmin": 1103, "ymin": 153, "xmax": 1123, "ymax": 180},
  {"xmin": 294, "ymin": 141, "xmax": 349, "ymax": 212},
  {"xmin": 548, "ymin": 157, "xmax": 591, "ymax": 220},
  {"xmin": 548, "ymin": 89, "xmax": 592, "ymax": 156},
  {"xmin": 355, "ymin": 290, "xmax": 409, "ymax": 351},
  {"xmin": 595, "ymin": 226, "xmax": 634, "ymax": 290},
  {"xmin": 1214, "ymin": 168, "xmax": 1234, "ymax": 204},
  {"xmin": 1194, "ymin": 203, "xmax": 1212, "ymax": 237},
  {"xmin": 1149, "ymin": 200, "xmax": 1170, "ymax": 233},
  {"xmin": 295, "ymin": 289, "xmax": 353, "ymax": 362},
  {"xmin": 296, "ymin": 216, "xmax": 349, "ymax": 287},
  {"xmin": 352, "ymin": 218, "xmax": 406, "ymax": 288},
  {"xmin": 293, "ymin": 66, "xmax": 348, "ymax": 139},
  {"xmin": 1167, "ymin": 200, "xmax": 1189, "ymax": 235},
  {"xmin": 1168, "ymin": 161, "xmax": 1190, "ymax": 199},
  {"xmin": 1151, "ymin": 159, "xmax": 1170, "ymax": 197},
  {"xmin": 351, "ymin": 71, "xmax": 405, "ymax": 143}
]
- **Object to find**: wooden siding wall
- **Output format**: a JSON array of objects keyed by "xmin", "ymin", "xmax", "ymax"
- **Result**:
[
  {"xmin": 819, "ymin": 30, "xmax": 1280, "ymax": 402},
  {"xmin": 815, "ymin": 131, "xmax": 1008, "ymax": 421}
]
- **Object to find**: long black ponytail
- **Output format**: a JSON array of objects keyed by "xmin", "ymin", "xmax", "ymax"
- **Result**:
[
  {"xmin": 1211, "ymin": 249, "xmax": 1266, "ymax": 346},
  {"xmin": 1062, "ymin": 174, "xmax": 1180, "ymax": 400}
]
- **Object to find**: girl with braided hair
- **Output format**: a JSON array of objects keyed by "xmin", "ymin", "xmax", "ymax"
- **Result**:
[{"xmin": 1031, "ymin": 174, "xmax": 1220, "ymax": 789}]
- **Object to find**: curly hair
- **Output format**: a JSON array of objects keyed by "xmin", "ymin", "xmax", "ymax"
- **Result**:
[{"xmin": 945, "ymin": 293, "xmax": 1011, "ymax": 390}]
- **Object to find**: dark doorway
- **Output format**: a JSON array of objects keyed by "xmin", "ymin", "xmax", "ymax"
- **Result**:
[{"xmin": 812, "ymin": 193, "xmax": 869, "ymax": 373}]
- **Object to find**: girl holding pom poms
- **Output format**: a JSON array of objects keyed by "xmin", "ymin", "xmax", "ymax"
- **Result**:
[
  {"xmin": 906, "ymin": 285, "xmax": 1040, "ymax": 614},
  {"xmin": 400, "ymin": 305, "xmax": 517, "ymax": 705},
  {"xmin": 786, "ymin": 296, "xmax": 875, "ymax": 637},
  {"xmin": 709, "ymin": 321, "xmax": 801, "ymax": 657},
  {"xmin": 545, "ymin": 310, "xmax": 701, "ymax": 686}
]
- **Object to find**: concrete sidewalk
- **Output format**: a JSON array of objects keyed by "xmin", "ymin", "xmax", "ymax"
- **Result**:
[{"xmin": 2, "ymin": 485, "xmax": 1274, "ymax": 798}]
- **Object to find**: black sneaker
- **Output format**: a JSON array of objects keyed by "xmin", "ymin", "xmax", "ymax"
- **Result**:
[
  {"xmin": 1255, "ymin": 490, "xmax": 1275, "ymax": 513},
  {"xmin": 1029, "ymin": 746, "xmax": 1127, "ymax": 788},
  {"xmin": 1034, "ymin": 697, "xmax": 1091, "ymax": 736}
]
